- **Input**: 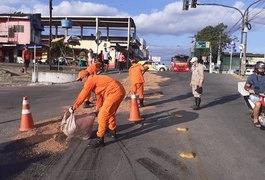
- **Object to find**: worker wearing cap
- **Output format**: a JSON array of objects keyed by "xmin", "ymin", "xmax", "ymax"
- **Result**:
[
  {"xmin": 70, "ymin": 70, "xmax": 125, "ymax": 148},
  {"xmin": 82, "ymin": 61, "xmax": 102, "ymax": 108},
  {"xmin": 190, "ymin": 57, "xmax": 204, "ymax": 110},
  {"xmin": 86, "ymin": 61, "xmax": 101, "ymax": 75},
  {"xmin": 129, "ymin": 58, "xmax": 149, "ymax": 107}
]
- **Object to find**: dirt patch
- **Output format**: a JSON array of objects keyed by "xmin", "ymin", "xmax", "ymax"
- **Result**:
[{"xmin": 0, "ymin": 72, "xmax": 168, "ymax": 179}]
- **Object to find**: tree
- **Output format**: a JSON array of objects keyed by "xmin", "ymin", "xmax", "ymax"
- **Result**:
[
  {"xmin": 194, "ymin": 23, "xmax": 232, "ymax": 63},
  {"xmin": 50, "ymin": 40, "xmax": 72, "ymax": 59}
]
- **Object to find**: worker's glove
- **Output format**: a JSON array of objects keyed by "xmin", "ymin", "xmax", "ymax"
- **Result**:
[{"xmin": 69, "ymin": 106, "xmax": 74, "ymax": 113}]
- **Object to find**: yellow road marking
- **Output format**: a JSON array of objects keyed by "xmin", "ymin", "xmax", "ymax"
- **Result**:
[{"xmin": 179, "ymin": 152, "xmax": 195, "ymax": 159}]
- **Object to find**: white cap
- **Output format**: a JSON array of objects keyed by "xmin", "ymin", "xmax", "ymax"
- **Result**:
[{"xmin": 190, "ymin": 57, "xmax": 198, "ymax": 63}]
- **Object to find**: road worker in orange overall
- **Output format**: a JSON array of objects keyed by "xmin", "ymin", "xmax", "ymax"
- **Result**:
[
  {"xmin": 86, "ymin": 61, "xmax": 101, "ymax": 75},
  {"xmin": 70, "ymin": 70, "xmax": 125, "ymax": 148},
  {"xmin": 82, "ymin": 61, "xmax": 102, "ymax": 108},
  {"xmin": 129, "ymin": 58, "xmax": 149, "ymax": 107}
]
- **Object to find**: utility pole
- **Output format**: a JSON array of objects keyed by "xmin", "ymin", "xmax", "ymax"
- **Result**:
[
  {"xmin": 184, "ymin": 0, "xmax": 265, "ymax": 76},
  {"xmin": 216, "ymin": 33, "xmax": 222, "ymax": 68},
  {"xmin": 241, "ymin": 10, "xmax": 249, "ymax": 75},
  {"xmin": 209, "ymin": 45, "xmax": 213, "ymax": 73},
  {"xmin": 48, "ymin": 0, "xmax": 53, "ymax": 70}
]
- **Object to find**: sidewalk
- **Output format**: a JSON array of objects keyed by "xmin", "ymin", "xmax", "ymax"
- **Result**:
[{"xmin": 0, "ymin": 63, "xmax": 32, "ymax": 87}]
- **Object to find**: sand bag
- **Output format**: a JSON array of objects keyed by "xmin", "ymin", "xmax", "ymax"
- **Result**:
[
  {"xmin": 61, "ymin": 111, "xmax": 96, "ymax": 139},
  {"xmin": 61, "ymin": 111, "xmax": 77, "ymax": 138}
]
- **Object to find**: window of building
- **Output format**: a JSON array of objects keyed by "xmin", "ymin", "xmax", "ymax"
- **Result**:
[{"xmin": 14, "ymin": 25, "xmax": 24, "ymax": 32}]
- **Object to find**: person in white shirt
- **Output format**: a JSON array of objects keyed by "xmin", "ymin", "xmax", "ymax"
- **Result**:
[
  {"xmin": 103, "ymin": 48, "xmax": 111, "ymax": 72},
  {"xmin": 87, "ymin": 48, "xmax": 94, "ymax": 66}
]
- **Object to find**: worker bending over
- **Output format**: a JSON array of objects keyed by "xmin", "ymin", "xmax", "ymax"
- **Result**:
[
  {"xmin": 82, "ymin": 62, "xmax": 102, "ymax": 108},
  {"xmin": 70, "ymin": 70, "xmax": 125, "ymax": 148}
]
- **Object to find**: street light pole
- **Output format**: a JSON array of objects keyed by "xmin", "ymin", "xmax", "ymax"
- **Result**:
[{"xmin": 197, "ymin": 0, "xmax": 264, "ymax": 75}]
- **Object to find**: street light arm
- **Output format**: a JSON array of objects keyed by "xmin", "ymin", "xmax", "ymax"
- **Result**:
[{"xmin": 244, "ymin": 0, "xmax": 263, "ymax": 17}]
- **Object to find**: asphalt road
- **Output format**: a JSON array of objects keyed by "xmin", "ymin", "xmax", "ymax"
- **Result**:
[
  {"xmin": 1, "ymin": 71, "xmax": 265, "ymax": 180},
  {"xmin": 0, "ymin": 72, "xmax": 126, "ymax": 141}
]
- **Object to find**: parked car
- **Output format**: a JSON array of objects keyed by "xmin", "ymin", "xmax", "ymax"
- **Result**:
[
  {"xmin": 138, "ymin": 60, "xmax": 169, "ymax": 71},
  {"xmin": 245, "ymin": 68, "xmax": 254, "ymax": 75},
  {"xmin": 38, "ymin": 59, "xmax": 48, "ymax": 64},
  {"xmin": 17, "ymin": 57, "xmax": 24, "ymax": 63},
  {"xmin": 233, "ymin": 69, "xmax": 240, "ymax": 75}
]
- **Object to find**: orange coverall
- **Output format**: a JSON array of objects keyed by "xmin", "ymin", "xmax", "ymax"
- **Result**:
[
  {"xmin": 73, "ymin": 75, "xmax": 125, "ymax": 138},
  {"xmin": 129, "ymin": 63, "xmax": 149, "ymax": 98},
  {"xmin": 84, "ymin": 62, "xmax": 101, "ymax": 102},
  {"xmin": 86, "ymin": 62, "xmax": 100, "ymax": 75}
]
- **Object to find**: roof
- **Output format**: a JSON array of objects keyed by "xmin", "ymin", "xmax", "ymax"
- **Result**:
[{"xmin": 41, "ymin": 16, "xmax": 136, "ymax": 29}]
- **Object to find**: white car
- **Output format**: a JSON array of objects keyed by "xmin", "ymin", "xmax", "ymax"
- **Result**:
[
  {"xmin": 138, "ymin": 60, "xmax": 169, "ymax": 71},
  {"xmin": 17, "ymin": 57, "xmax": 24, "ymax": 63},
  {"xmin": 245, "ymin": 68, "xmax": 254, "ymax": 75}
]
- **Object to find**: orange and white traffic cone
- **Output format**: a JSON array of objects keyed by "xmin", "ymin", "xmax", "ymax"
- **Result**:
[
  {"xmin": 19, "ymin": 96, "xmax": 35, "ymax": 131},
  {"xmin": 128, "ymin": 94, "xmax": 143, "ymax": 122}
]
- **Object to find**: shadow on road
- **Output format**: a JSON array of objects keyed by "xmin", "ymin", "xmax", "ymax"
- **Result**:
[
  {"xmin": 116, "ymin": 109, "xmax": 198, "ymax": 142},
  {"xmin": 146, "ymin": 92, "xmax": 193, "ymax": 107},
  {"xmin": 200, "ymin": 93, "xmax": 241, "ymax": 109}
]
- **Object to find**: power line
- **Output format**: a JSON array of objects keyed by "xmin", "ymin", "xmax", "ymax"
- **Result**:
[{"xmin": 248, "ymin": 5, "xmax": 265, "ymax": 22}]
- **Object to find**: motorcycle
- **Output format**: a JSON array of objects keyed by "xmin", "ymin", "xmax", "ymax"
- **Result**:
[{"xmin": 238, "ymin": 82, "xmax": 265, "ymax": 127}]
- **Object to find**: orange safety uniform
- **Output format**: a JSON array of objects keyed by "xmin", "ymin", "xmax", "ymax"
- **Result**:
[
  {"xmin": 85, "ymin": 62, "xmax": 101, "ymax": 102},
  {"xmin": 129, "ymin": 63, "xmax": 149, "ymax": 98},
  {"xmin": 86, "ymin": 62, "xmax": 100, "ymax": 75},
  {"xmin": 73, "ymin": 75, "xmax": 125, "ymax": 138}
]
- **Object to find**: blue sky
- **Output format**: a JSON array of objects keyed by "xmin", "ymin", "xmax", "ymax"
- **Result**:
[{"xmin": 1, "ymin": 0, "xmax": 265, "ymax": 61}]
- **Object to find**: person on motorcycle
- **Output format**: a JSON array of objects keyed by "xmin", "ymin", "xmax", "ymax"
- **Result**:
[{"xmin": 244, "ymin": 61, "xmax": 265, "ymax": 128}]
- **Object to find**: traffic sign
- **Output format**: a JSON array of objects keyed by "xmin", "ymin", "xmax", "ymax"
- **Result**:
[
  {"xmin": 195, "ymin": 41, "xmax": 210, "ymax": 49},
  {"xmin": 205, "ymin": 41, "xmax": 210, "ymax": 48}
]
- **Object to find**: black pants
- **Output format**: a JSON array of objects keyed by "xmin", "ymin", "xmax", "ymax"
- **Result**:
[{"xmin": 118, "ymin": 62, "xmax": 124, "ymax": 71}]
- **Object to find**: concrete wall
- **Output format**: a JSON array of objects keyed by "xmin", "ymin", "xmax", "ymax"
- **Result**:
[{"xmin": 35, "ymin": 71, "xmax": 77, "ymax": 83}]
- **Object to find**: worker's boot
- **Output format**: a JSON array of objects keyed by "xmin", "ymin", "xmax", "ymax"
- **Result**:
[
  {"xmin": 193, "ymin": 98, "xmax": 200, "ymax": 110},
  {"xmin": 88, "ymin": 137, "xmax": 105, "ymax": 148},
  {"xmin": 106, "ymin": 129, "xmax": 117, "ymax": 139},
  {"xmin": 192, "ymin": 98, "xmax": 198, "ymax": 110},
  {"xmin": 83, "ymin": 100, "xmax": 91, "ymax": 108},
  {"xmin": 197, "ymin": 98, "xmax": 201, "ymax": 109},
  {"xmin": 139, "ymin": 98, "xmax": 144, "ymax": 107},
  {"xmin": 109, "ymin": 129, "xmax": 117, "ymax": 139}
]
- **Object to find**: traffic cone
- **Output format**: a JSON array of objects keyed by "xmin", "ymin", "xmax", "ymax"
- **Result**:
[
  {"xmin": 19, "ymin": 96, "xmax": 35, "ymax": 131},
  {"xmin": 128, "ymin": 94, "xmax": 143, "ymax": 122}
]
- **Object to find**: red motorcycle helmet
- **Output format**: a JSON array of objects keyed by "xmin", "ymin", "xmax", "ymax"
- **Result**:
[{"xmin": 254, "ymin": 61, "xmax": 265, "ymax": 75}]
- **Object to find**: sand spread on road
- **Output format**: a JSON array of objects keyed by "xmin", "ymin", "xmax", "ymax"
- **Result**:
[{"xmin": 8, "ymin": 72, "xmax": 169, "ymax": 156}]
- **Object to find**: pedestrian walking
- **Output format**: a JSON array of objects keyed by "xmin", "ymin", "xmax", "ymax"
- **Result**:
[
  {"xmin": 190, "ymin": 57, "xmax": 204, "ymax": 110},
  {"xmin": 118, "ymin": 52, "xmax": 126, "ymax": 74},
  {"xmin": 69, "ymin": 70, "xmax": 125, "ymax": 148},
  {"xmin": 22, "ymin": 46, "xmax": 31, "ymax": 73},
  {"xmin": 129, "ymin": 58, "xmax": 149, "ymax": 107},
  {"xmin": 103, "ymin": 48, "xmax": 111, "ymax": 72},
  {"xmin": 87, "ymin": 48, "xmax": 94, "ymax": 66}
]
